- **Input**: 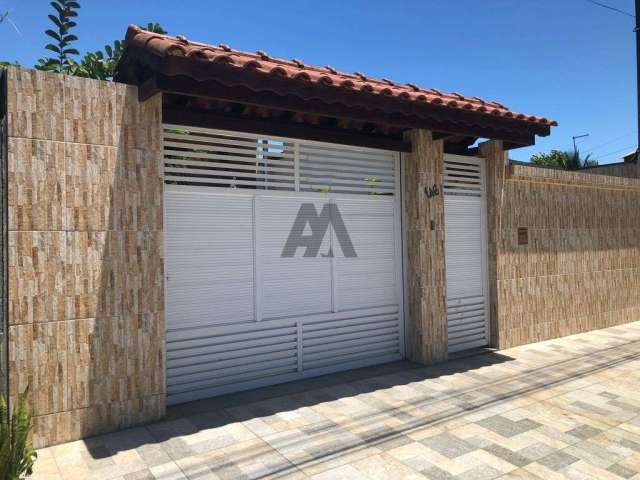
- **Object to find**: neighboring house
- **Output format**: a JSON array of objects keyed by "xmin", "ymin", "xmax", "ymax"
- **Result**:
[
  {"xmin": 623, "ymin": 151, "xmax": 638, "ymax": 163},
  {"xmin": 1, "ymin": 25, "xmax": 640, "ymax": 448},
  {"xmin": 582, "ymin": 150, "xmax": 640, "ymax": 178}
]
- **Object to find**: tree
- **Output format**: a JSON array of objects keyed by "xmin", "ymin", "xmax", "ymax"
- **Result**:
[
  {"xmin": 530, "ymin": 149, "xmax": 567, "ymax": 168},
  {"xmin": 35, "ymin": 0, "xmax": 80, "ymax": 74},
  {"xmin": 562, "ymin": 148, "xmax": 598, "ymax": 169},
  {"xmin": 530, "ymin": 149, "xmax": 597, "ymax": 170},
  {"xmin": 33, "ymin": 1, "xmax": 165, "ymax": 80}
]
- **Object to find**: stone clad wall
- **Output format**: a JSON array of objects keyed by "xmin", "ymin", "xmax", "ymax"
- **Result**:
[
  {"xmin": 5, "ymin": 67, "xmax": 639, "ymax": 446},
  {"xmin": 5, "ymin": 67, "xmax": 165, "ymax": 447},
  {"xmin": 480, "ymin": 143, "xmax": 640, "ymax": 349}
]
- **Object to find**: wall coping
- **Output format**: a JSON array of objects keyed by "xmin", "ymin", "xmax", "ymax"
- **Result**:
[{"xmin": 509, "ymin": 162, "xmax": 640, "ymax": 191}]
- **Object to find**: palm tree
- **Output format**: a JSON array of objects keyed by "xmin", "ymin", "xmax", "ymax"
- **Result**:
[{"xmin": 561, "ymin": 148, "xmax": 597, "ymax": 170}]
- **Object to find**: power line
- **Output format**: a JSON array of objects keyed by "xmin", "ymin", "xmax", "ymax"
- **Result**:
[
  {"xmin": 595, "ymin": 144, "xmax": 638, "ymax": 159},
  {"xmin": 598, "ymin": 144, "xmax": 636, "ymax": 158},
  {"xmin": 584, "ymin": 0, "xmax": 635, "ymax": 18},
  {"xmin": 583, "ymin": 131, "xmax": 635, "ymax": 154}
]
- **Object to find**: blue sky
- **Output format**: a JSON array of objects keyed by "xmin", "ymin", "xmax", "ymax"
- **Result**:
[{"xmin": 1, "ymin": 0, "xmax": 636, "ymax": 163}]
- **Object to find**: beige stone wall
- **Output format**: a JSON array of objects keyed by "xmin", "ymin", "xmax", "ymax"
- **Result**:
[
  {"xmin": 481, "ymin": 142, "xmax": 640, "ymax": 349},
  {"xmin": 5, "ymin": 67, "xmax": 165, "ymax": 447},
  {"xmin": 403, "ymin": 130, "xmax": 448, "ymax": 364}
]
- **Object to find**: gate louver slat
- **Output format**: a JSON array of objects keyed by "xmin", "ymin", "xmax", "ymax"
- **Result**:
[
  {"xmin": 163, "ymin": 124, "xmax": 398, "ymax": 196},
  {"xmin": 164, "ymin": 124, "xmax": 296, "ymax": 191}
]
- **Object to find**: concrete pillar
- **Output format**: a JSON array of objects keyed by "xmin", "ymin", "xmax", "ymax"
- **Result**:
[
  {"xmin": 403, "ymin": 130, "xmax": 448, "ymax": 364},
  {"xmin": 478, "ymin": 140, "xmax": 509, "ymax": 348}
]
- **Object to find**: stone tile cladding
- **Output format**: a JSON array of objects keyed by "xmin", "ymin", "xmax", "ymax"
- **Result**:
[{"xmin": 6, "ymin": 67, "xmax": 165, "ymax": 447}]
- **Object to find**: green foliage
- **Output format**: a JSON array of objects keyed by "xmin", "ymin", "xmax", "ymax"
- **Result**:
[
  {"xmin": 530, "ymin": 149, "xmax": 597, "ymax": 170},
  {"xmin": 35, "ymin": 0, "xmax": 80, "ymax": 74},
  {"xmin": 32, "ymin": 1, "xmax": 165, "ymax": 80},
  {"xmin": 73, "ymin": 40, "xmax": 124, "ymax": 80},
  {"xmin": 365, "ymin": 176, "xmax": 382, "ymax": 195},
  {"xmin": 69, "ymin": 22, "xmax": 166, "ymax": 80},
  {"xmin": 139, "ymin": 22, "xmax": 167, "ymax": 35},
  {"xmin": 0, "ymin": 388, "xmax": 37, "ymax": 480},
  {"xmin": 562, "ymin": 148, "xmax": 598, "ymax": 169},
  {"xmin": 0, "ymin": 61, "xmax": 20, "ymax": 69},
  {"xmin": 530, "ymin": 149, "xmax": 567, "ymax": 168}
]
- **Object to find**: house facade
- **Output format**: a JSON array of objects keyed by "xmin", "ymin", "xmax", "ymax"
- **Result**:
[{"xmin": 1, "ymin": 25, "xmax": 640, "ymax": 448}]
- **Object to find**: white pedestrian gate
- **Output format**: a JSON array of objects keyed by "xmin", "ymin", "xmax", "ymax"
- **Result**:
[
  {"xmin": 163, "ymin": 124, "xmax": 405, "ymax": 404},
  {"xmin": 443, "ymin": 154, "xmax": 489, "ymax": 353}
]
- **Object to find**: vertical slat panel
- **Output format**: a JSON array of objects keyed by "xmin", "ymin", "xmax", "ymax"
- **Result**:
[
  {"xmin": 444, "ymin": 155, "xmax": 489, "ymax": 353},
  {"xmin": 165, "ymin": 188, "xmax": 255, "ymax": 330},
  {"xmin": 258, "ymin": 195, "xmax": 333, "ymax": 319}
]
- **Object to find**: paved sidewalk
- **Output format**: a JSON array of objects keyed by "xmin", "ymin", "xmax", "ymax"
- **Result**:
[{"xmin": 33, "ymin": 322, "xmax": 640, "ymax": 479}]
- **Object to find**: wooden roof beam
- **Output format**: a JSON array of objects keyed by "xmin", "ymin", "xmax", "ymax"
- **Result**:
[
  {"xmin": 153, "ymin": 75, "xmax": 539, "ymax": 147},
  {"xmin": 164, "ymin": 107, "xmax": 412, "ymax": 152}
]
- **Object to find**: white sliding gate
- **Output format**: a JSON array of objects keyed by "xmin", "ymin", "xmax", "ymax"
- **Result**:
[
  {"xmin": 443, "ymin": 154, "xmax": 489, "ymax": 353},
  {"xmin": 163, "ymin": 124, "xmax": 405, "ymax": 404}
]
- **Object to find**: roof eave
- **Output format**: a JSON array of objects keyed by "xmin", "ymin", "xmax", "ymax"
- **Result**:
[{"xmin": 115, "ymin": 26, "xmax": 555, "ymax": 146}]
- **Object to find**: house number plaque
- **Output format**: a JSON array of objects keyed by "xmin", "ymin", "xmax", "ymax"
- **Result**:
[{"xmin": 425, "ymin": 184, "xmax": 440, "ymax": 198}]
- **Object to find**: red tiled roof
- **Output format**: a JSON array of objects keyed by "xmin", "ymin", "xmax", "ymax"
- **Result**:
[{"xmin": 120, "ymin": 25, "xmax": 557, "ymax": 131}]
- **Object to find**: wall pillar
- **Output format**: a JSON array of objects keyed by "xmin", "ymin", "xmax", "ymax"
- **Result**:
[
  {"xmin": 403, "ymin": 130, "xmax": 448, "ymax": 364},
  {"xmin": 478, "ymin": 140, "xmax": 508, "ymax": 349},
  {"xmin": 0, "ymin": 69, "xmax": 7, "ymax": 398}
]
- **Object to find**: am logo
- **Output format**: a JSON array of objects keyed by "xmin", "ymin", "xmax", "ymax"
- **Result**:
[{"xmin": 281, "ymin": 203, "xmax": 357, "ymax": 258}]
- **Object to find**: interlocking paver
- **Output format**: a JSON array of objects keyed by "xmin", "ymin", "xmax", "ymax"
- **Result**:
[
  {"xmin": 421, "ymin": 465, "xmax": 454, "ymax": 479},
  {"xmin": 421, "ymin": 432, "xmax": 476, "ymax": 458},
  {"xmin": 608, "ymin": 463, "xmax": 637, "ymax": 479},
  {"xmin": 566, "ymin": 424, "xmax": 603, "ymax": 440},
  {"xmin": 517, "ymin": 442, "xmax": 558, "ymax": 461},
  {"xmin": 123, "ymin": 470, "xmax": 154, "ymax": 480},
  {"xmin": 453, "ymin": 464, "xmax": 502, "ymax": 480},
  {"xmin": 32, "ymin": 321, "xmax": 640, "ymax": 480},
  {"xmin": 536, "ymin": 450, "xmax": 579, "ymax": 471},
  {"xmin": 482, "ymin": 443, "xmax": 530, "ymax": 468},
  {"xmin": 477, "ymin": 416, "xmax": 541, "ymax": 438}
]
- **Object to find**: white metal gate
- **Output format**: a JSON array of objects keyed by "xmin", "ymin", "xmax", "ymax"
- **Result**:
[
  {"xmin": 163, "ymin": 124, "xmax": 405, "ymax": 404},
  {"xmin": 443, "ymin": 154, "xmax": 489, "ymax": 353}
]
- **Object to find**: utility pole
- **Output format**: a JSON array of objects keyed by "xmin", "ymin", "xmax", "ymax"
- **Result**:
[{"xmin": 572, "ymin": 133, "xmax": 589, "ymax": 152}]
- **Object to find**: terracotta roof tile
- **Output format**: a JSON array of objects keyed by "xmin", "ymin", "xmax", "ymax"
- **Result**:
[{"xmin": 121, "ymin": 25, "xmax": 557, "ymax": 129}]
